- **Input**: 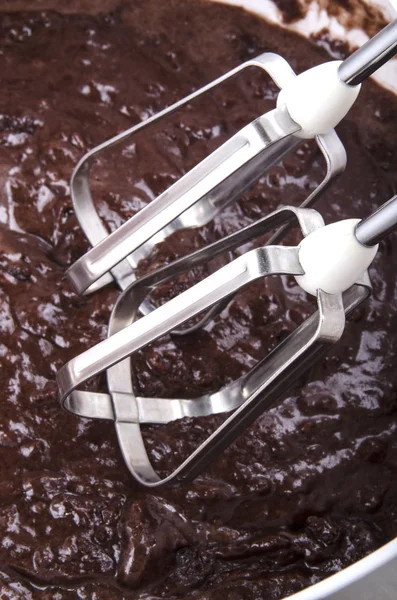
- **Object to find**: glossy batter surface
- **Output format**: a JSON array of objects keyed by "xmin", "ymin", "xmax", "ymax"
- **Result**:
[{"xmin": 0, "ymin": 1, "xmax": 397, "ymax": 598}]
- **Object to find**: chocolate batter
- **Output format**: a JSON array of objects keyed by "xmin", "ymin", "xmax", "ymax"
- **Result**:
[{"xmin": 1, "ymin": 1, "xmax": 397, "ymax": 598}]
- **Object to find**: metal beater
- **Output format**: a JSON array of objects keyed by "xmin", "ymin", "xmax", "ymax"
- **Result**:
[
  {"xmin": 57, "ymin": 196, "xmax": 397, "ymax": 486},
  {"xmin": 66, "ymin": 19, "xmax": 397, "ymax": 306}
]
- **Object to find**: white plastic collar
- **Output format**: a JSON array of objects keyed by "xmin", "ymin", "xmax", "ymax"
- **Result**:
[
  {"xmin": 295, "ymin": 219, "xmax": 378, "ymax": 296},
  {"xmin": 277, "ymin": 61, "xmax": 361, "ymax": 139}
]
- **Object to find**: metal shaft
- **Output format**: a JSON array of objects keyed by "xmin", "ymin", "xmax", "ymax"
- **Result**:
[
  {"xmin": 338, "ymin": 18, "xmax": 397, "ymax": 86},
  {"xmin": 355, "ymin": 195, "xmax": 397, "ymax": 247}
]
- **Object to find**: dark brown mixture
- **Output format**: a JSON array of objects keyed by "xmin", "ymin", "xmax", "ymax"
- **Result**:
[{"xmin": 1, "ymin": 1, "xmax": 397, "ymax": 598}]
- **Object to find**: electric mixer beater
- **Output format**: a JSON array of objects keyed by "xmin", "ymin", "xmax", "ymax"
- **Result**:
[{"xmin": 57, "ymin": 20, "xmax": 397, "ymax": 486}]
